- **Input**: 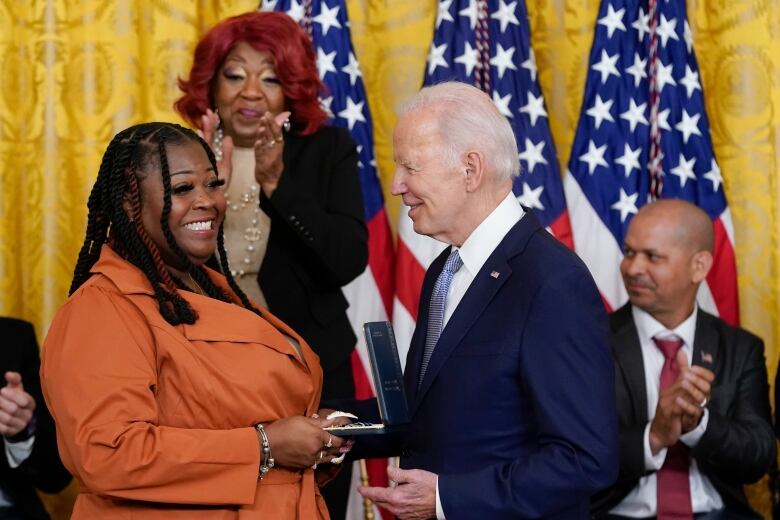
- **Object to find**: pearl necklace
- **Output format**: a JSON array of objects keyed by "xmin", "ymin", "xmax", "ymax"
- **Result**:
[{"xmin": 224, "ymin": 182, "xmax": 263, "ymax": 279}]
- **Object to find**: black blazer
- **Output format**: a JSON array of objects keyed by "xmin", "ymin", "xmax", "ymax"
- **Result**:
[
  {"xmin": 258, "ymin": 126, "xmax": 368, "ymax": 378},
  {"xmin": 0, "ymin": 318, "xmax": 71, "ymax": 519},
  {"xmin": 592, "ymin": 305, "xmax": 775, "ymax": 518}
]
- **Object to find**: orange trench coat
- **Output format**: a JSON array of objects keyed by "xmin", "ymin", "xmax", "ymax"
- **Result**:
[{"xmin": 41, "ymin": 245, "xmax": 330, "ymax": 519}]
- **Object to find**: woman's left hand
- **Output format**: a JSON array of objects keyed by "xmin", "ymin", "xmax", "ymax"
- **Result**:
[{"xmin": 254, "ymin": 111, "xmax": 291, "ymax": 197}]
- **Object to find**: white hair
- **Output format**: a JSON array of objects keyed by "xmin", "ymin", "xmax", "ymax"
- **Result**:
[{"xmin": 398, "ymin": 81, "xmax": 520, "ymax": 180}]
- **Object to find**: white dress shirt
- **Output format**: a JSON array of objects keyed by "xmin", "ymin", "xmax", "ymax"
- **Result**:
[
  {"xmin": 434, "ymin": 192, "xmax": 524, "ymax": 519},
  {"xmin": 609, "ymin": 305, "xmax": 724, "ymax": 517}
]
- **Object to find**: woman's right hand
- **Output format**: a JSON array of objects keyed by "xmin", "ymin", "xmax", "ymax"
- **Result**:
[
  {"xmin": 263, "ymin": 416, "xmax": 346, "ymax": 469},
  {"xmin": 197, "ymin": 108, "xmax": 234, "ymax": 187}
]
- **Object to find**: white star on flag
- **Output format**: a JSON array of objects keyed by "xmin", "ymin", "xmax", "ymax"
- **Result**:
[
  {"xmin": 598, "ymin": 4, "xmax": 626, "ymax": 38},
  {"xmin": 591, "ymin": 49, "xmax": 620, "ymax": 83},
  {"xmin": 516, "ymin": 182, "xmax": 545, "ymax": 210},
  {"xmin": 586, "ymin": 94, "xmax": 615, "ymax": 129},
  {"xmin": 620, "ymin": 98, "xmax": 648, "ymax": 132},
  {"xmin": 490, "ymin": 44, "xmax": 518, "ymax": 79},
  {"xmin": 611, "ymin": 188, "xmax": 639, "ymax": 222},
  {"xmin": 286, "ymin": 0, "xmax": 304, "ymax": 22},
  {"xmin": 670, "ymin": 153, "xmax": 697, "ymax": 187},
  {"xmin": 632, "ymin": 7, "xmax": 649, "ymax": 41},
  {"xmin": 342, "ymin": 52, "xmax": 362, "ymax": 86},
  {"xmin": 615, "ymin": 143, "xmax": 642, "ymax": 177},
  {"xmin": 436, "ymin": 0, "xmax": 455, "ymax": 28},
  {"xmin": 458, "ymin": 0, "xmax": 479, "ymax": 30},
  {"xmin": 675, "ymin": 109, "xmax": 702, "ymax": 144},
  {"xmin": 656, "ymin": 14, "xmax": 680, "ymax": 47},
  {"xmin": 679, "ymin": 65, "xmax": 702, "ymax": 98},
  {"xmin": 427, "ymin": 43, "xmax": 449, "ymax": 75},
  {"xmin": 454, "ymin": 41, "xmax": 478, "ymax": 76},
  {"xmin": 625, "ymin": 53, "xmax": 647, "ymax": 88},
  {"xmin": 703, "ymin": 158, "xmax": 723, "ymax": 192},
  {"xmin": 319, "ymin": 95, "xmax": 334, "ymax": 118},
  {"xmin": 519, "ymin": 91, "xmax": 547, "ymax": 126},
  {"xmin": 338, "ymin": 97, "xmax": 367, "ymax": 130},
  {"xmin": 491, "ymin": 0, "xmax": 520, "ymax": 33},
  {"xmin": 658, "ymin": 108, "xmax": 672, "ymax": 131},
  {"xmin": 313, "ymin": 4, "xmax": 342, "ymax": 36},
  {"xmin": 684, "ymin": 20, "xmax": 694, "ymax": 53},
  {"xmin": 492, "ymin": 91, "xmax": 513, "ymax": 118},
  {"xmin": 656, "ymin": 59, "xmax": 677, "ymax": 93},
  {"xmin": 579, "ymin": 140, "xmax": 609, "ymax": 175},
  {"xmin": 518, "ymin": 138, "xmax": 548, "ymax": 173},
  {"xmin": 521, "ymin": 48, "xmax": 538, "ymax": 81},
  {"xmin": 317, "ymin": 48, "xmax": 337, "ymax": 79}
]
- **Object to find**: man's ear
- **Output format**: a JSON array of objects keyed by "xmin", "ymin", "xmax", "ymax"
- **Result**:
[
  {"xmin": 691, "ymin": 250, "xmax": 713, "ymax": 283},
  {"xmin": 463, "ymin": 150, "xmax": 485, "ymax": 192}
]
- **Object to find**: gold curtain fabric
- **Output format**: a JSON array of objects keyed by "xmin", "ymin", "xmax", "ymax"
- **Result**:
[{"xmin": 1, "ymin": 0, "xmax": 778, "ymax": 517}]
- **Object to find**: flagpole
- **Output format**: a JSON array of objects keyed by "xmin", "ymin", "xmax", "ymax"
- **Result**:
[{"xmin": 359, "ymin": 460, "xmax": 375, "ymax": 520}]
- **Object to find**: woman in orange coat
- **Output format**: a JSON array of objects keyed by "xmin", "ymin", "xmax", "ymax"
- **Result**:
[{"xmin": 41, "ymin": 122, "xmax": 348, "ymax": 518}]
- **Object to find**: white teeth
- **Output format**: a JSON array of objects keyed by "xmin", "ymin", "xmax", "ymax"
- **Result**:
[{"xmin": 184, "ymin": 220, "xmax": 212, "ymax": 231}]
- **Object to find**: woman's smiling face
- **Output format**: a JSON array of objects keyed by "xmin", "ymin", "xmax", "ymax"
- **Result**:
[
  {"xmin": 138, "ymin": 140, "xmax": 226, "ymax": 269},
  {"xmin": 213, "ymin": 42, "xmax": 286, "ymax": 148}
]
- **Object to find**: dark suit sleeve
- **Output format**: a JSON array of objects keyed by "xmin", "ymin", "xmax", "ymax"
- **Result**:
[
  {"xmin": 11, "ymin": 321, "xmax": 72, "ymax": 493},
  {"xmin": 261, "ymin": 127, "xmax": 368, "ymax": 289},
  {"xmin": 692, "ymin": 335, "xmax": 775, "ymax": 484},
  {"xmin": 439, "ymin": 266, "xmax": 619, "ymax": 518}
]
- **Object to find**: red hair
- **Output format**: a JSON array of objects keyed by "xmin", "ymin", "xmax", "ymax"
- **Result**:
[{"xmin": 175, "ymin": 11, "xmax": 328, "ymax": 136}]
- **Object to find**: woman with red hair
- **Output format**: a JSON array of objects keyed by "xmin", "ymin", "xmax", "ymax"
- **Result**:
[{"xmin": 175, "ymin": 11, "xmax": 367, "ymax": 518}]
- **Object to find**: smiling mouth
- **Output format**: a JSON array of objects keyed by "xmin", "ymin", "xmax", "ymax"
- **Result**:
[
  {"xmin": 238, "ymin": 108, "xmax": 261, "ymax": 118},
  {"xmin": 183, "ymin": 220, "xmax": 214, "ymax": 231}
]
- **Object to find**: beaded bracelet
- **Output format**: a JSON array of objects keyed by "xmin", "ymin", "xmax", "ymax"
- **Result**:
[{"xmin": 254, "ymin": 424, "xmax": 274, "ymax": 480}]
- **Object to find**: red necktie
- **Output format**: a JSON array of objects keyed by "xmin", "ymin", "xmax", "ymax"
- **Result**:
[{"xmin": 653, "ymin": 336, "xmax": 693, "ymax": 520}]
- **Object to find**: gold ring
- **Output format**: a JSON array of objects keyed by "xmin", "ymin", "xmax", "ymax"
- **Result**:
[{"xmin": 324, "ymin": 434, "xmax": 333, "ymax": 448}]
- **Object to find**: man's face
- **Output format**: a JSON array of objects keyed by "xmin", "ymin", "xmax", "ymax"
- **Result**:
[
  {"xmin": 139, "ymin": 140, "xmax": 226, "ymax": 269},
  {"xmin": 620, "ymin": 212, "xmax": 700, "ymax": 322},
  {"xmin": 390, "ymin": 110, "xmax": 468, "ymax": 244}
]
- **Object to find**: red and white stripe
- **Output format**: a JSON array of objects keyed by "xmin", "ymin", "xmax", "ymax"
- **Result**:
[{"xmin": 343, "ymin": 208, "xmax": 396, "ymax": 520}]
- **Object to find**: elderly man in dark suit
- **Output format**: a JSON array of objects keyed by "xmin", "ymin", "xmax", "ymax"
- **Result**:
[
  {"xmin": 1, "ymin": 317, "xmax": 71, "ymax": 520},
  {"xmin": 592, "ymin": 199, "xmax": 774, "ymax": 519},
  {"xmin": 337, "ymin": 81, "xmax": 618, "ymax": 520}
]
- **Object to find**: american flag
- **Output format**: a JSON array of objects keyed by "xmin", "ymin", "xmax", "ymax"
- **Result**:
[
  {"xmin": 262, "ymin": 1, "xmax": 395, "ymax": 519},
  {"xmin": 562, "ymin": 0, "xmax": 739, "ymax": 323},
  {"xmin": 393, "ymin": 0, "xmax": 573, "ymax": 359}
]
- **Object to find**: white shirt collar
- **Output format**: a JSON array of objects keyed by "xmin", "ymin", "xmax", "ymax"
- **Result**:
[
  {"xmin": 631, "ymin": 304, "xmax": 698, "ymax": 350},
  {"xmin": 455, "ymin": 192, "xmax": 524, "ymax": 277}
]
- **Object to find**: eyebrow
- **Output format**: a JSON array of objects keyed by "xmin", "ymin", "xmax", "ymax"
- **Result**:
[{"xmin": 170, "ymin": 167, "xmax": 215, "ymax": 177}]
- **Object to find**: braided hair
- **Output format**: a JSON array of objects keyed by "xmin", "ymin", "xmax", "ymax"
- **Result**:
[{"xmin": 70, "ymin": 122, "xmax": 261, "ymax": 325}]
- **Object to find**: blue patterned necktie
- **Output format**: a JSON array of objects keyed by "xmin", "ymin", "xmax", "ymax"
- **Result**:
[{"xmin": 419, "ymin": 249, "xmax": 463, "ymax": 387}]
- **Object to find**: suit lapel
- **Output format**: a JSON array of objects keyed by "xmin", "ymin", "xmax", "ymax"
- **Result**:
[
  {"xmin": 612, "ymin": 305, "xmax": 649, "ymax": 424},
  {"xmin": 411, "ymin": 213, "xmax": 539, "ymax": 413},
  {"xmin": 692, "ymin": 310, "xmax": 720, "ymax": 373}
]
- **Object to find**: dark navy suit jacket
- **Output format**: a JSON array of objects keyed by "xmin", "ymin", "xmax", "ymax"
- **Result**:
[{"xmin": 345, "ymin": 211, "xmax": 618, "ymax": 519}]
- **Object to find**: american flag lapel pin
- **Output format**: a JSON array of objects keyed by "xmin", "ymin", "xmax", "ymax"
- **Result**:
[
  {"xmin": 490, "ymin": 271, "xmax": 500, "ymax": 279},
  {"xmin": 701, "ymin": 351, "xmax": 713, "ymax": 364}
]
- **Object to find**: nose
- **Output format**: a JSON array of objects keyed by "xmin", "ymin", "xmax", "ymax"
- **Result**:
[
  {"xmin": 622, "ymin": 254, "xmax": 645, "ymax": 277},
  {"xmin": 193, "ymin": 186, "xmax": 221, "ymax": 210},
  {"xmin": 390, "ymin": 167, "xmax": 407, "ymax": 196},
  {"xmin": 241, "ymin": 78, "xmax": 264, "ymax": 99}
]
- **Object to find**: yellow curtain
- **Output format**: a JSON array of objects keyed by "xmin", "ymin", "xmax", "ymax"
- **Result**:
[{"xmin": 1, "ymin": 0, "xmax": 777, "ymax": 517}]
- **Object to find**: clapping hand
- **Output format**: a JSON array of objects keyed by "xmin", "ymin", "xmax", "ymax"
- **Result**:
[
  {"xmin": 254, "ymin": 111, "xmax": 291, "ymax": 197},
  {"xmin": 0, "ymin": 372, "xmax": 36, "ymax": 438},
  {"xmin": 197, "ymin": 108, "xmax": 234, "ymax": 187}
]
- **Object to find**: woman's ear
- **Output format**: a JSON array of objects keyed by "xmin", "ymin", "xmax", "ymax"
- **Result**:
[{"xmin": 122, "ymin": 198, "xmax": 135, "ymax": 223}]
